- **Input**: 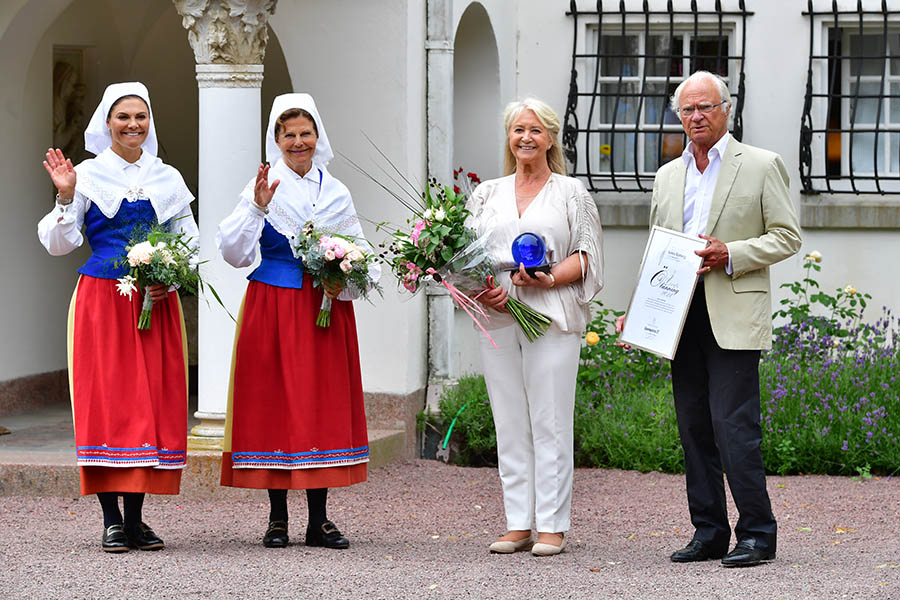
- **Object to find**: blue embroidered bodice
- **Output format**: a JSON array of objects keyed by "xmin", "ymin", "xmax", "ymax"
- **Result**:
[
  {"xmin": 247, "ymin": 221, "xmax": 305, "ymax": 289},
  {"xmin": 78, "ymin": 199, "xmax": 158, "ymax": 279}
]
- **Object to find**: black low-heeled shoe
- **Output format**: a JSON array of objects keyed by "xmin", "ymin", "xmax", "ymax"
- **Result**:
[
  {"xmin": 125, "ymin": 522, "xmax": 165, "ymax": 551},
  {"xmin": 101, "ymin": 524, "xmax": 129, "ymax": 553},
  {"xmin": 305, "ymin": 520, "xmax": 349, "ymax": 549},
  {"xmin": 263, "ymin": 520, "xmax": 289, "ymax": 548}
]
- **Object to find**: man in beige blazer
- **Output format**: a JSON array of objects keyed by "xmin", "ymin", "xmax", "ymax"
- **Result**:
[{"xmin": 620, "ymin": 71, "xmax": 801, "ymax": 567}]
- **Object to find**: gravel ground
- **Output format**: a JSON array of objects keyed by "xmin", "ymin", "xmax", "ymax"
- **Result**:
[{"xmin": 1, "ymin": 460, "xmax": 898, "ymax": 599}]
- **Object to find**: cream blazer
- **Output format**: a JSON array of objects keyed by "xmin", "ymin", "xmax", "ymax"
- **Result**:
[{"xmin": 649, "ymin": 139, "xmax": 802, "ymax": 351}]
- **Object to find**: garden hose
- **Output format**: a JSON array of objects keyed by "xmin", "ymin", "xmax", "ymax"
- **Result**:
[{"xmin": 441, "ymin": 403, "xmax": 468, "ymax": 450}]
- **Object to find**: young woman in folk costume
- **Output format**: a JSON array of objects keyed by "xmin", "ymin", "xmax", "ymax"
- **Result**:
[{"xmin": 38, "ymin": 82, "xmax": 197, "ymax": 553}]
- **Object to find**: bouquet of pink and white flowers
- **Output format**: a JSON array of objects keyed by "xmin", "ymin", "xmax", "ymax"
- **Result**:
[
  {"xmin": 115, "ymin": 225, "xmax": 201, "ymax": 330},
  {"xmin": 375, "ymin": 169, "xmax": 551, "ymax": 343},
  {"xmin": 295, "ymin": 221, "xmax": 381, "ymax": 327}
]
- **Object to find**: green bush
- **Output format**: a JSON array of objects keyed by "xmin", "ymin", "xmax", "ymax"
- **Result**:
[{"xmin": 429, "ymin": 254, "xmax": 900, "ymax": 476}]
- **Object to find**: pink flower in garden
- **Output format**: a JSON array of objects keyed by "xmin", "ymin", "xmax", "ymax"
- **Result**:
[{"xmin": 410, "ymin": 219, "xmax": 429, "ymax": 247}]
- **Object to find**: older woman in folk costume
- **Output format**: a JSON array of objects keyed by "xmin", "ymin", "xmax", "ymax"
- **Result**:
[
  {"xmin": 218, "ymin": 93, "xmax": 380, "ymax": 549},
  {"xmin": 470, "ymin": 98, "xmax": 603, "ymax": 556},
  {"xmin": 37, "ymin": 82, "xmax": 197, "ymax": 553}
]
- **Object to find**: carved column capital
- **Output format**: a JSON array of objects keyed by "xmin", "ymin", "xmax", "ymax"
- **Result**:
[{"xmin": 174, "ymin": 0, "xmax": 277, "ymax": 65}]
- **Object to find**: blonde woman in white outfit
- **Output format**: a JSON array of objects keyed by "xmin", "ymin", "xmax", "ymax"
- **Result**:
[{"xmin": 469, "ymin": 98, "xmax": 604, "ymax": 556}]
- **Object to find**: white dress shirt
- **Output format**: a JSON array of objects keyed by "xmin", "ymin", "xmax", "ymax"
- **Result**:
[{"xmin": 681, "ymin": 131, "xmax": 732, "ymax": 273}]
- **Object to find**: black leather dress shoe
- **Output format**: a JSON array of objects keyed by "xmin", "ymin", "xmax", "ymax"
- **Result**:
[
  {"xmin": 305, "ymin": 520, "xmax": 350, "ymax": 549},
  {"xmin": 263, "ymin": 520, "xmax": 289, "ymax": 548},
  {"xmin": 125, "ymin": 522, "xmax": 165, "ymax": 551},
  {"xmin": 101, "ymin": 524, "xmax": 129, "ymax": 553},
  {"xmin": 721, "ymin": 538, "xmax": 775, "ymax": 567},
  {"xmin": 670, "ymin": 539, "xmax": 728, "ymax": 562}
]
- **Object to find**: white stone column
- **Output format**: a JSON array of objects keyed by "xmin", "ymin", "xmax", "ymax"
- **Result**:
[
  {"xmin": 425, "ymin": 0, "xmax": 456, "ymax": 413},
  {"xmin": 175, "ymin": 0, "xmax": 277, "ymax": 449}
]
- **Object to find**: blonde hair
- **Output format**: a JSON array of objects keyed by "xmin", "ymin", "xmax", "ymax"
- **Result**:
[{"xmin": 502, "ymin": 98, "xmax": 567, "ymax": 176}]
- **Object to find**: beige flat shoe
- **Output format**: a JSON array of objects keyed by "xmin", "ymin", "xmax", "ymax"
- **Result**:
[
  {"xmin": 489, "ymin": 535, "xmax": 534, "ymax": 554},
  {"xmin": 531, "ymin": 536, "xmax": 567, "ymax": 556}
]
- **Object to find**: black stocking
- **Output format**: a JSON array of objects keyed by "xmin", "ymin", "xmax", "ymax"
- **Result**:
[
  {"xmin": 123, "ymin": 493, "xmax": 145, "ymax": 528},
  {"xmin": 306, "ymin": 488, "xmax": 328, "ymax": 528},
  {"xmin": 97, "ymin": 493, "xmax": 122, "ymax": 528},
  {"xmin": 268, "ymin": 489, "xmax": 288, "ymax": 522}
]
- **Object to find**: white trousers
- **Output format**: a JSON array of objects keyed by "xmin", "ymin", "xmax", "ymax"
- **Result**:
[{"xmin": 479, "ymin": 324, "xmax": 581, "ymax": 533}]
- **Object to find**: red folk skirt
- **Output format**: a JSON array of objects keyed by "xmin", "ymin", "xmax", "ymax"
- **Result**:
[
  {"xmin": 221, "ymin": 278, "xmax": 368, "ymax": 490},
  {"xmin": 68, "ymin": 275, "xmax": 188, "ymax": 496}
]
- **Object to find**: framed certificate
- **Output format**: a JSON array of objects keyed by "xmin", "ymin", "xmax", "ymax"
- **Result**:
[{"xmin": 619, "ymin": 226, "xmax": 707, "ymax": 360}]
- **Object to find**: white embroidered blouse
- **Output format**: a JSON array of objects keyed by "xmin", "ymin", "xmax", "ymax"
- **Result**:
[{"xmin": 468, "ymin": 173, "xmax": 604, "ymax": 334}]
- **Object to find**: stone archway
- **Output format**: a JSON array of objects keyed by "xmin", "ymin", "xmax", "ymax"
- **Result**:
[{"xmin": 453, "ymin": 2, "xmax": 501, "ymax": 181}]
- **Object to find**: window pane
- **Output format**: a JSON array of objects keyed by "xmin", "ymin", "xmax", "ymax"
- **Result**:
[
  {"xmin": 599, "ymin": 35, "xmax": 638, "ymax": 78},
  {"xmin": 849, "ymin": 82, "xmax": 884, "ymax": 124},
  {"xmin": 892, "ymin": 133, "xmax": 899, "ymax": 173},
  {"xmin": 646, "ymin": 35, "xmax": 683, "ymax": 77},
  {"xmin": 850, "ymin": 132, "xmax": 891, "ymax": 173},
  {"xmin": 642, "ymin": 82, "xmax": 681, "ymax": 125},
  {"xmin": 592, "ymin": 132, "xmax": 636, "ymax": 173},
  {"xmin": 596, "ymin": 83, "xmax": 638, "ymax": 124},
  {"xmin": 891, "ymin": 33, "xmax": 900, "ymax": 75},
  {"xmin": 891, "ymin": 82, "xmax": 899, "ymax": 124},
  {"xmin": 849, "ymin": 34, "xmax": 885, "ymax": 77},
  {"xmin": 690, "ymin": 36, "xmax": 729, "ymax": 77},
  {"xmin": 644, "ymin": 132, "xmax": 684, "ymax": 172}
]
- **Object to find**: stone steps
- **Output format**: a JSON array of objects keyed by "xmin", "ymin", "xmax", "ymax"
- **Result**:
[{"xmin": 0, "ymin": 429, "xmax": 406, "ymax": 498}]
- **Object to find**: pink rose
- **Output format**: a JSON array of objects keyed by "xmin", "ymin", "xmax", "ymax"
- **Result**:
[
  {"xmin": 324, "ymin": 249, "xmax": 336, "ymax": 261},
  {"xmin": 340, "ymin": 259, "xmax": 353, "ymax": 273},
  {"xmin": 334, "ymin": 245, "xmax": 346, "ymax": 259}
]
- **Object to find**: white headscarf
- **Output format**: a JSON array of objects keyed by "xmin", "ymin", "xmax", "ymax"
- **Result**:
[
  {"xmin": 264, "ymin": 93, "xmax": 333, "ymax": 167},
  {"xmin": 75, "ymin": 82, "xmax": 193, "ymax": 222},
  {"xmin": 240, "ymin": 93, "xmax": 361, "ymax": 257},
  {"xmin": 83, "ymin": 82, "xmax": 159, "ymax": 157}
]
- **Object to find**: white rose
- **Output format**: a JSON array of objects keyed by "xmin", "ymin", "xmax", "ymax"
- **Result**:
[
  {"xmin": 340, "ymin": 259, "xmax": 353, "ymax": 273},
  {"xmin": 348, "ymin": 249, "xmax": 364, "ymax": 262},
  {"xmin": 324, "ymin": 249, "xmax": 336, "ymax": 261}
]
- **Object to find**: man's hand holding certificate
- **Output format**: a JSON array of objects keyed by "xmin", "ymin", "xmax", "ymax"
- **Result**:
[{"xmin": 619, "ymin": 226, "xmax": 707, "ymax": 359}]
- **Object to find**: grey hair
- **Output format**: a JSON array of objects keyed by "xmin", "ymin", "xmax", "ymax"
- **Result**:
[{"xmin": 670, "ymin": 71, "xmax": 733, "ymax": 128}]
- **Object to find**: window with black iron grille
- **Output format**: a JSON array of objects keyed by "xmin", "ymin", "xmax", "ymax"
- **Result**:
[
  {"xmin": 563, "ymin": 0, "xmax": 750, "ymax": 193},
  {"xmin": 800, "ymin": 1, "xmax": 900, "ymax": 195}
]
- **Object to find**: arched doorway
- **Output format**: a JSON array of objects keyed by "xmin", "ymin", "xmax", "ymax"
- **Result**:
[{"xmin": 453, "ymin": 2, "xmax": 501, "ymax": 181}]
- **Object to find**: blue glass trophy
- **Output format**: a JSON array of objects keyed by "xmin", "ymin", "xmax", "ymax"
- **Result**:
[{"xmin": 510, "ymin": 232, "xmax": 551, "ymax": 277}]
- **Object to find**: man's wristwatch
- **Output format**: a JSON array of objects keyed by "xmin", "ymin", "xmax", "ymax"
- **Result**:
[{"xmin": 56, "ymin": 193, "xmax": 74, "ymax": 206}]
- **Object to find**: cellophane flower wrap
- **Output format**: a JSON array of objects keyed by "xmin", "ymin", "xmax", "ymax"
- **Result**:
[
  {"xmin": 377, "ymin": 169, "xmax": 551, "ymax": 343},
  {"xmin": 295, "ymin": 221, "xmax": 381, "ymax": 327},
  {"xmin": 115, "ymin": 223, "xmax": 201, "ymax": 330}
]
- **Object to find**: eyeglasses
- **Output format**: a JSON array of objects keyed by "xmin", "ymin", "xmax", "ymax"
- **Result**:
[{"xmin": 678, "ymin": 100, "xmax": 727, "ymax": 117}]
